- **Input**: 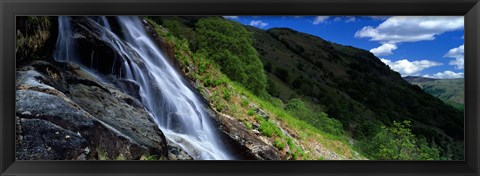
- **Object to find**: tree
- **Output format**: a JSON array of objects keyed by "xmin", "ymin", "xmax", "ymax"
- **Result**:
[
  {"xmin": 195, "ymin": 17, "xmax": 267, "ymax": 96},
  {"xmin": 367, "ymin": 120, "xmax": 441, "ymax": 160}
]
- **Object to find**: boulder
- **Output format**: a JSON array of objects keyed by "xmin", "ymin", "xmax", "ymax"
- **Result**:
[{"xmin": 15, "ymin": 61, "xmax": 170, "ymax": 160}]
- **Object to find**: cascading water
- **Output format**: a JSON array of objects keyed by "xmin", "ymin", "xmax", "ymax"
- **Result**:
[
  {"xmin": 54, "ymin": 16, "xmax": 233, "ymax": 160},
  {"xmin": 54, "ymin": 16, "xmax": 76, "ymax": 62}
]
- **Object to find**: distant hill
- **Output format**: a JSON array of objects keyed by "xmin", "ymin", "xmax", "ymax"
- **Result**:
[
  {"xmin": 247, "ymin": 26, "xmax": 464, "ymax": 159},
  {"xmin": 404, "ymin": 76, "xmax": 464, "ymax": 111}
]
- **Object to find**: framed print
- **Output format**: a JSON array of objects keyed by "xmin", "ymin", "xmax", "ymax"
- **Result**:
[{"xmin": 1, "ymin": 0, "xmax": 479, "ymax": 175}]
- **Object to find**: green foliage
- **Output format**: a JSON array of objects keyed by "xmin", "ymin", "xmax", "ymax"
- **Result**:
[
  {"xmin": 195, "ymin": 17, "xmax": 267, "ymax": 96},
  {"xmin": 247, "ymin": 109, "xmax": 255, "ymax": 116},
  {"xmin": 255, "ymin": 115, "xmax": 276, "ymax": 137},
  {"xmin": 241, "ymin": 99, "xmax": 249, "ymax": 107},
  {"xmin": 274, "ymin": 139, "xmax": 286, "ymax": 150},
  {"xmin": 223, "ymin": 87, "xmax": 232, "ymax": 100},
  {"xmin": 357, "ymin": 120, "xmax": 442, "ymax": 160},
  {"xmin": 285, "ymin": 99, "xmax": 344, "ymax": 137},
  {"xmin": 244, "ymin": 121, "xmax": 253, "ymax": 130},
  {"xmin": 160, "ymin": 18, "xmax": 198, "ymax": 50},
  {"xmin": 405, "ymin": 77, "xmax": 464, "ymax": 111},
  {"xmin": 266, "ymin": 79, "xmax": 280, "ymax": 97},
  {"xmin": 259, "ymin": 120, "xmax": 275, "ymax": 137},
  {"xmin": 249, "ymin": 26, "xmax": 464, "ymax": 160}
]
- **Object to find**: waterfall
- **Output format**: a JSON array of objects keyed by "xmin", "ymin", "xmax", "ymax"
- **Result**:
[
  {"xmin": 54, "ymin": 16, "xmax": 75, "ymax": 62},
  {"xmin": 54, "ymin": 16, "xmax": 232, "ymax": 160}
]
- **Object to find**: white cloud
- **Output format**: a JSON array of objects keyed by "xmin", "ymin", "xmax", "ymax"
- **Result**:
[
  {"xmin": 345, "ymin": 16, "xmax": 356, "ymax": 22},
  {"xmin": 444, "ymin": 44, "xmax": 464, "ymax": 69},
  {"xmin": 223, "ymin": 16, "xmax": 238, "ymax": 19},
  {"xmin": 370, "ymin": 43, "xmax": 397, "ymax": 56},
  {"xmin": 380, "ymin": 58, "xmax": 443, "ymax": 76},
  {"xmin": 332, "ymin": 16, "xmax": 356, "ymax": 22},
  {"xmin": 249, "ymin": 20, "xmax": 268, "ymax": 28},
  {"xmin": 355, "ymin": 16, "xmax": 464, "ymax": 43},
  {"xmin": 356, "ymin": 16, "xmax": 463, "ymax": 56},
  {"xmin": 313, "ymin": 16, "xmax": 329, "ymax": 24},
  {"xmin": 424, "ymin": 70, "xmax": 464, "ymax": 79}
]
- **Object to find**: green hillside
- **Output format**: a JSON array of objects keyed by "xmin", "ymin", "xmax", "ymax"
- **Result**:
[
  {"xmin": 247, "ymin": 27, "xmax": 463, "ymax": 159},
  {"xmin": 145, "ymin": 16, "xmax": 464, "ymax": 160},
  {"xmin": 404, "ymin": 76, "xmax": 464, "ymax": 111}
]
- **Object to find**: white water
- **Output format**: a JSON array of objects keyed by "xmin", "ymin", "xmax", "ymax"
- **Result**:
[{"xmin": 54, "ymin": 16, "xmax": 232, "ymax": 160}]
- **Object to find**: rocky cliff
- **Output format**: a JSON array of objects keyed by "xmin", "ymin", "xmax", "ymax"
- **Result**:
[{"xmin": 15, "ymin": 16, "xmax": 287, "ymax": 160}]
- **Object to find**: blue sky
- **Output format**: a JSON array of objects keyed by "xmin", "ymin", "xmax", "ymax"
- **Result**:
[{"xmin": 224, "ymin": 16, "xmax": 464, "ymax": 79}]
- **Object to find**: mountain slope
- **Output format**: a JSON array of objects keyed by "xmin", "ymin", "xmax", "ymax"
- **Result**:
[
  {"xmin": 404, "ymin": 76, "xmax": 464, "ymax": 110},
  {"xmin": 247, "ymin": 26, "xmax": 464, "ymax": 159},
  {"xmin": 145, "ymin": 16, "xmax": 463, "ymax": 160}
]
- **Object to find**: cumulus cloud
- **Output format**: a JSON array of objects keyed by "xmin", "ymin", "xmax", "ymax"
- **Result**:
[
  {"xmin": 444, "ymin": 44, "xmax": 464, "ymax": 69},
  {"xmin": 249, "ymin": 20, "xmax": 268, "ymax": 28},
  {"xmin": 370, "ymin": 43, "xmax": 398, "ymax": 56},
  {"xmin": 380, "ymin": 58, "xmax": 443, "ymax": 76},
  {"xmin": 223, "ymin": 16, "xmax": 239, "ymax": 19},
  {"xmin": 355, "ymin": 16, "xmax": 463, "ymax": 43},
  {"xmin": 313, "ymin": 16, "xmax": 329, "ymax": 24},
  {"xmin": 356, "ymin": 16, "xmax": 464, "ymax": 56},
  {"xmin": 424, "ymin": 70, "xmax": 464, "ymax": 79}
]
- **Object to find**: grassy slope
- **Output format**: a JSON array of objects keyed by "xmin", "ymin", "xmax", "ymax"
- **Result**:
[
  {"xmin": 144, "ymin": 17, "xmax": 364, "ymax": 160},
  {"xmin": 404, "ymin": 76, "xmax": 464, "ymax": 111},
  {"xmin": 247, "ymin": 26, "xmax": 464, "ymax": 159}
]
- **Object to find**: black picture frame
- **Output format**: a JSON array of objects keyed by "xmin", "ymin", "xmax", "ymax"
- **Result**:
[{"xmin": 1, "ymin": 0, "xmax": 479, "ymax": 175}]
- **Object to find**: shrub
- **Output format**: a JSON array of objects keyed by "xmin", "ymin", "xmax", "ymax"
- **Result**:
[
  {"xmin": 244, "ymin": 121, "xmax": 253, "ymax": 130},
  {"xmin": 223, "ymin": 87, "xmax": 232, "ymax": 100},
  {"xmin": 358, "ymin": 120, "xmax": 442, "ymax": 160},
  {"xmin": 285, "ymin": 98, "xmax": 344, "ymax": 136},
  {"xmin": 274, "ymin": 139, "xmax": 286, "ymax": 150},
  {"xmin": 241, "ymin": 99, "xmax": 249, "ymax": 107},
  {"xmin": 195, "ymin": 17, "xmax": 267, "ymax": 96},
  {"xmin": 247, "ymin": 109, "xmax": 255, "ymax": 116}
]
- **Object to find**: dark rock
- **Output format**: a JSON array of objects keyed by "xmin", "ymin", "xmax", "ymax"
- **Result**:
[
  {"xmin": 167, "ymin": 141, "xmax": 193, "ymax": 160},
  {"xmin": 209, "ymin": 110, "xmax": 284, "ymax": 160},
  {"xmin": 112, "ymin": 78, "xmax": 143, "ymax": 103},
  {"xmin": 15, "ymin": 62, "xmax": 169, "ymax": 160},
  {"xmin": 16, "ymin": 118, "xmax": 86, "ymax": 160}
]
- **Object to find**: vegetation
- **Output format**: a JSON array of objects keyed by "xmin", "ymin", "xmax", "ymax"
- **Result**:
[
  {"xmin": 356, "ymin": 120, "xmax": 442, "ymax": 160},
  {"xmin": 145, "ymin": 16, "xmax": 463, "ymax": 160},
  {"xmin": 16, "ymin": 16, "xmax": 53, "ymax": 61},
  {"xmin": 145, "ymin": 16, "xmax": 361, "ymax": 160},
  {"xmin": 163, "ymin": 17, "xmax": 268, "ymax": 96},
  {"xmin": 405, "ymin": 76, "xmax": 464, "ymax": 111},
  {"xmin": 247, "ymin": 25, "xmax": 464, "ymax": 160}
]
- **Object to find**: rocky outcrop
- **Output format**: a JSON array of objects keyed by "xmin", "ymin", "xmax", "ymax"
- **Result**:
[
  {"xmin": 208, "ymin": 110, "xmax": 284, "ymax": 160},
  {"xmin": 142, "ymin": 18, "xmax": 286, "ymax": 160},
  {"xmin": 15, "ymin": 60, "xmax": 190, "ymax": 160}
]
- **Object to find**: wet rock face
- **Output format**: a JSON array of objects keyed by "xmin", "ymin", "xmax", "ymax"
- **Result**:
[
  {"xmin": 15, "ymin": 60, "xmax": 176, "ymax": 160},
  {"xmin": 206, "ymin": 109, "xmax": 284, "ymax": 160}
]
